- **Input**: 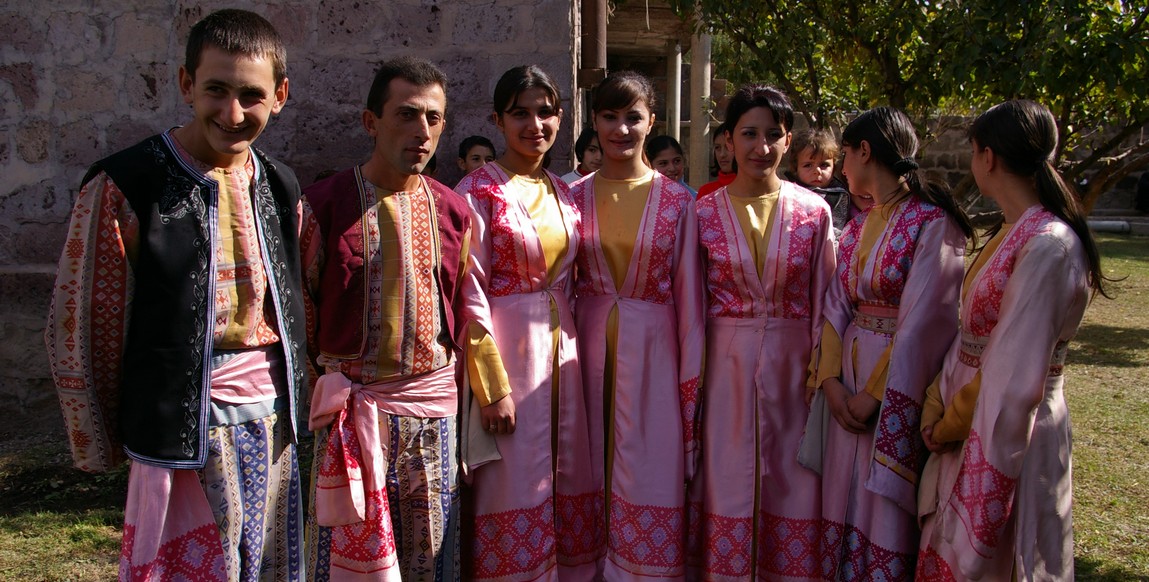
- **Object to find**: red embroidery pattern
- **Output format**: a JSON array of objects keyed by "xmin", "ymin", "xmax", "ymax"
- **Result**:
[
  {"xmin": 915, "ymin": 545, "xmax": 957, "ymax": 581},
  {"xmin": 52, "ymin": 178, "xmax": 133, "ymax": 471},
  {"xmin": 757, "ymin": 513, "xmax": 820, "ymax": 578},
  {"xmin": 679, "ymin": 376, "xmax": 700, "ymax": 445},
  {"xmin": 399, "ymin": 187, "xmax": 443, "ymax": 375},
  {"xmin": 951, "ymin": 430, "xmax": 1017, "ymax": 550},
  {"xmin": 327, "ymin": 489, "xmax": 399, "ymax": 575},
  {"xmin": 120, "ymin": 522, "xmax": 228, "ymax": 581},
  {"xmin": 875, "ymin": 200, "xmax": 945, "ymax": 305},
  {"xmin": 872, "ymin": 388, "xmax": 926, "ymax": 483},
  {"xmin": 696, "ymin": 192, "xmax": 745, "ymax": 318},
  {"xmin": 694, "ymin": 511, "xmax": 753, "ymax": 577},
  {"xmin": 571, "ymin": 178, "xmax": 608, "ymax": 297},
  {"xmin": 836, "ymin": 214, "xmax": 864, "ymax": 292},
  {"xmin": 472, "ymin": 499, "xmax": 556, "ymax": 579},
  {"xmin": 463, "ymin": 167, "xmax": 580, "ymax": 300},
  {"xmin": 965, "ymin": 208, "xmax": 1056, "ymax": 337},
  {"xmin": 778, "ymin": 197, "xmax": 825, "ymax": 319},
  {"xmin": 608, "ymin": 496, "xmax": 685, "ymax": 572},
  {"xmin": 458, "ymin": 167, "xmax": 532, "ymax": 297},
  {"xmin": 819, "ymin": 520, "xmax": 915, "ymax": 580},
  {"xmin": 632, "ymin": 177, "xmax": 692, "ymax": 303},
  {"xmin": 557, "ymin": 491, "xmax": 604, "ymax": 565}
]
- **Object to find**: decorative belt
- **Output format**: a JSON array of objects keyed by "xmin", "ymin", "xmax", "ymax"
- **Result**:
[
  {"xmin": 852, "ymin": 302, "xmax": 899, "ymax": 336},
  {"xmin": 959, "ymin": 334, "xmax": 1068, "ymax": 377}
]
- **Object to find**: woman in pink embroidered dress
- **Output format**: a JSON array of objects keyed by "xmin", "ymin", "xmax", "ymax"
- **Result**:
[
  {"xmin": 570, "ymin": 71, "xmax": 705, "ymax": 581},
  {"xmin": 916, "ymin": 100, "xmax": 1106, "ymax": 581},
  {"xmin": 455, "ymin": 65, "xmax": 599, "ymax": 582},
  {"xmin": 687, "ymin": 85, "xmax": 836, "ymax": 581},
  {"xmin": 808, "ymin": 107, "xmax": 972, "ymax": 580}
]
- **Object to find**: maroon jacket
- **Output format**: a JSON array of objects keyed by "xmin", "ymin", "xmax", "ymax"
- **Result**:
[{"xmin": 304, "ymin": 167, "xmax": 470, "ymax": 359}]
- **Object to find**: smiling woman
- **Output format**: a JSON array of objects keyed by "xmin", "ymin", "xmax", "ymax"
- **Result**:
[
  {"xmin": 689, "ymin": 84, "xmax": 836, "ymax": 581},
  {"xmin": 455, "ymin": 65, "xmax": 600, "ymax": 582},
  {"xmin": 570, "ymin": 70, "xmax": 704, "ymax": 580}
]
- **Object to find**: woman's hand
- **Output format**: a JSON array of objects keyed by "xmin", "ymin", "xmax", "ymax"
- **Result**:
[
  {"xmin": 481, "ymin": 395, "xmax": 516, "ymax": 435},
  {"xmin": 846, "ymin": 392, "xmax": 880, "ymax": 424},
  {"xmin": 921, "ymin": 424, "xmax": 957, "ymax": 454},
  {"xmin": 823, "ymin": 378, "xmax": 867, "ymax": 434}
]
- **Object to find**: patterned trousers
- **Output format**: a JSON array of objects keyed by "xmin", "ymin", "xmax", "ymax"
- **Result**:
[{"xmin": 308, "ymin": 414, "xmax": 460, "ymax": 582}]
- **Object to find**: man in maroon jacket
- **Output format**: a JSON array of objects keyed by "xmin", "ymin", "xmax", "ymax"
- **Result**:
[{"xmin": 300, "ymin": 56, "xmax": 470, "ymax": 581}]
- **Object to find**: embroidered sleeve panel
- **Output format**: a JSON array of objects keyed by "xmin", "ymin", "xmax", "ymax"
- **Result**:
[{"xmin": 46, "ymin": 173, "xmax": 139, "ymax": 472}]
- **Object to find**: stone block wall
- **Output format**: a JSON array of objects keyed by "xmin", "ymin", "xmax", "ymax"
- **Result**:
[{"xmin": 0, "ymin": 0, "xmax": 578, "ymax": 428}]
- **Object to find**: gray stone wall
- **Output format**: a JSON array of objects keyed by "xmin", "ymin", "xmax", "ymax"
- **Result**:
[{"xmin": 0, "ymin": 1, "xmax": 577, "ymax": 427}]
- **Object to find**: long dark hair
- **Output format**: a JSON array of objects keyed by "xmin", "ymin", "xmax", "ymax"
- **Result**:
[
  {"xmin": 969, "ymin": 99, "xmax": 1107, "ymax": 296},
  {"xmin": 842, "ymin": 107, "xmax": 975, "ymax": 241}
]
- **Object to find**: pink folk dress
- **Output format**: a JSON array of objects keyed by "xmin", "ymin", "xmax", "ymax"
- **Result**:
[
  {"xmin": 916, "ymin": 206, "xmax": 1087, "ymax": 581},
  {"xmin": 456, "ymin": 163, "xmax": 600, "ymax": 582},
  {"xmin": 814, "ymin": 196, "xmax": 966, "ymax": 579},
  {"xmin": 689, "ymin": 183, "xmax": 836, "ymax": 581},
  {"xmin": 571, "ymin": 172, "xmax": 706, "ymax": 580}
]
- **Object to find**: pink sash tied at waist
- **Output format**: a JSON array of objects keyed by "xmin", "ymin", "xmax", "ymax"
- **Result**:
[{"xmin": 308, "ymin": 364, "xmax": 457, "ymax": 527}]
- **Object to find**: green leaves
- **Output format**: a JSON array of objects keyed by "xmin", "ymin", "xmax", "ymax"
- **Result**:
[{"xmin": 676, "ymin": 0, "xmax": 1149, "ymax": 209}]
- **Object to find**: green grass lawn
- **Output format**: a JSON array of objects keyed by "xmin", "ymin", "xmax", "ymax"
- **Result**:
[{"xmin": 0, "ymin": 234, "xmax": 1146, "ymax": 581}]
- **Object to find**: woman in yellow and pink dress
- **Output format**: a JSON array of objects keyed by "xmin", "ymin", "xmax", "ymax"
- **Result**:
[
  {"xmin": 809, "ymin": 107, "xmax": 972, "ymax": 580},
  {"xmin": 916, "ymin": 100, "xmax": 1105, "ymax": 581},
  {"xmin": 688, "ymin": 85, "xmax": 836, "ymax": 581},
  {"xmin": 455, "ymin": 65, "xmax": 598, "ymax": 582},
  {"xmin": 570, "ymin": 71, "xmax": 705, "ymax": 581}
]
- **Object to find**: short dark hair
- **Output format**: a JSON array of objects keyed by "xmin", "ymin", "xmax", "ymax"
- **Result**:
[
  {"xmin": 493, "ymin": 65, "xmax": 562, "ymax": 117},
  {"xmin": 458, "ymin": 135, "xmax": 495, "ymax": 159},
  {"xmin": 366, "ymin": 57, "xmax": 448, "ymax": 116},
  {"xmin": 185, "ymin": 9, "xmax": 287, "ymax": 86},
  {"xmin": 724, "ymin": 84, "xmax": 794, "ymax": 135},
  {"xmin": 573, "ymin": 126, "xmax": 597, "ymax": 162}
]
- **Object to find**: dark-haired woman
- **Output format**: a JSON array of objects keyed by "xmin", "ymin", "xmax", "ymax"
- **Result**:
[
  {"xmin": 688, "ymin": 85, "xmax": 835, "ymax": 581},
  {"xmin": 455, "ymin": 65, "xmax": 598, "ymax": 582},
  {"xmin": 915, "ymin": 100, "xmax": 1101, "ymax": 581},
  {"xmin": 807, "ymin": 107, "xmax": 971, "ymax": 579},
  {"xmin": 571, "ymin": 71, "xmax": 704, "ymax": 581}
]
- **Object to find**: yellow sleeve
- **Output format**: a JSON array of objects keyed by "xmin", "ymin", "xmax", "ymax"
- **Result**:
[
  {"xmin": 813, "ymin": 320, "xmax": 843, "ymax": 388},
  {"xmin": 862, "ymin": 343, "xmax": 894, "ymax": 402},
  {"xmin": 466, "ymin": 321, "xmax": 512, "ymax": 407},
  {"xmin": 931, "ymin": 370, "xmax": 982, "ymax": 443}
]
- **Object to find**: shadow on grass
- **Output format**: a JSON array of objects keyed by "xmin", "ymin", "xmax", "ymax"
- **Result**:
[
  {"xmin": 0, "ymin": 443, "xmax": 128, "ymax": 518},
  {"xmin": 1096, "ymin": 234, "xmax": 1149, "ymax": 263},
  {"xmin": 1076, "ymin": 555, "xmax": 1149, "ymax": 581},
  {"xmin": 1071, "ymin": 322, "xmax": 1149, "ymax": 368}
]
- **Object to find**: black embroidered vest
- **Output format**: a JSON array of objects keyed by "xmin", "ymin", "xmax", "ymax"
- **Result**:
[{"xmin": 84, "ymin": 133, "xmax": 306, "ymax": 468}]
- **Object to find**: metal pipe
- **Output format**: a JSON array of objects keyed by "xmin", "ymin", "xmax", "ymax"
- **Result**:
[
  {"xmin": 579, "ymin": 0, "xmax": 607, "ymax": 88},
  {"xmin": 667, "ymin": 41, "xmax": 682, "ymax": 141}
]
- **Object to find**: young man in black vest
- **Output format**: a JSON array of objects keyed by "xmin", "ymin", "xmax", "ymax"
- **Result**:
[{"xmin": 45, "ymin": 9, "xmax": 307, "ymax": 579}]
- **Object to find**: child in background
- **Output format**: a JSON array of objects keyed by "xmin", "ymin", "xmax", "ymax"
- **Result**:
[
  {"xmin": 561, "ymin": 126, "xmax": 603, "ymax": 184},
  {"xmin": 790, "ymin": 128, "xmax": 872, "ymax": 233},
  {"xmin": 646, "ymin": 134, "xmax": 698, "ymax": 197},
  {"xmin": 457, "ymin": 135, "xmax": 497, "ymax": 175}
]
